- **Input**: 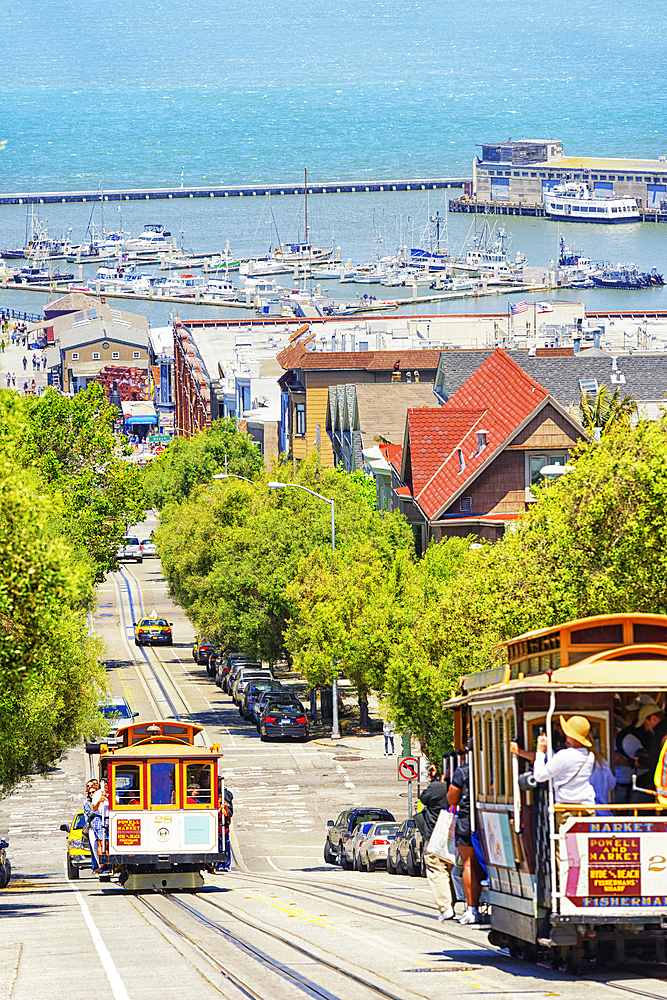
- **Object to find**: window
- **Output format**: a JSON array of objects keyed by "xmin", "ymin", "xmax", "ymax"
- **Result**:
[
  {"xmin": 133, "ymin": 351, "xmax": 140, "ymax": 359},
  {"xmin": 112, "ymin": 352, "xmax": 119, "ymax": 360},
  {"xmin": 92, "ymin": 352, "xmax": 100, "ymax": 360},
  {"xmin": 71, "ymin": 352, "xmax": 79, "ymax": 360},
  {"xmin": 294, "ymin": 403, "xmax": 306, "ymax": 436},
  {"xmin": 112, "ymin": 764, "xmax": 142, "ymax": 808},
  {"xmin": 460, "ymin": 497, "xmax": 472, "ymax": 513},
  {"xmin": 579, "ymin": 377, "xmax": 599, "ymax": 395},
  {"xmin": 185, "ymin": 763, "xmax": 213, "ymax": 807},
  {"xmin": 150, "ymin": 761, "xmax": 176, "ymax": 806},
  {"xmin": 477, "ymin": 432, "xmax": 487, "ymax": 455},
  {"xmin": 529, "ymin": 453, "xmax": 568, "ymax": 490}
]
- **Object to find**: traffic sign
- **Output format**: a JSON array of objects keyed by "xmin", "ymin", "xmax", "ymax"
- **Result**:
[
  {"xmin": 155, "ymin": 446, "xmax": 165, "ymax": 455},
  {"xmin": 397, "ymin": 756, "xmax": 420, "ymax": 781},
  {"xmin": 149, "ymin": 434, "xmax": 171, "ymax": 443}
]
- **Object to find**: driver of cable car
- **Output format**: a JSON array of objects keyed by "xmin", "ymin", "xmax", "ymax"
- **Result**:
[{"xmin": 510, "ymin": 715, "xmax": 595, "ymax": 807}]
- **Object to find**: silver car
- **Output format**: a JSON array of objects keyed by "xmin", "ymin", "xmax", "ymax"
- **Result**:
[
  {"xmin": 345, "ymin": 821, "xmax": 375, "ymax": 869},
  {"xmin": 358, "ymin": 822, "xmax": 401, "ymax": 872},
  {"xmin": 231, "ymin": 668, "xmax": 273, "ymax": 704}
]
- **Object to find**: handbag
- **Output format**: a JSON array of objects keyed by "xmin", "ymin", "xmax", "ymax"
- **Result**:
[{"xmin": 426, "ymin": 806, "xmax": 457, "ymax": 863}]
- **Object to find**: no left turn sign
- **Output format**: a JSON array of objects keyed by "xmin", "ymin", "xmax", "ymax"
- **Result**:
[{"xmin": 398, "ymin": 756, "xmax": 420, "ymax": 780}]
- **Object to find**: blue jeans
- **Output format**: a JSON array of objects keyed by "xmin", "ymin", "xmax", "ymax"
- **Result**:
[{"xmin": 384, "ymin": 733, "xmax": 394, "ymax": 754}]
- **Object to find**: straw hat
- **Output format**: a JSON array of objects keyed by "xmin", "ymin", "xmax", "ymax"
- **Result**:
[
  {"xmin": 635, "ymin": 703, "xmax": 663, "ymax": 727},
  {"xmin": 559, "ymin": 715, "xmax": 592, "ymax": 747}
]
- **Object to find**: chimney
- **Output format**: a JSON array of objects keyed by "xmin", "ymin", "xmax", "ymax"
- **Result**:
[{"xmin": 573, "ymin": 338, "xmax": 581, "ymax": 355}]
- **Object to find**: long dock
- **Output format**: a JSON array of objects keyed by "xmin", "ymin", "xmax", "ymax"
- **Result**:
[
  {"xmin": 0, "ymin": 178, "xmax": 469, "ymax": 208},
  {"xmin": 449, "ymin": 196, "xmax": 667, "ymax": 224}
]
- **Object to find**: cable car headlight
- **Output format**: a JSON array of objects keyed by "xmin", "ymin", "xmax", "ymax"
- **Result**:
[{"xmin": 518, "ymin": 772, "xmax": 538, "ymax": 791}]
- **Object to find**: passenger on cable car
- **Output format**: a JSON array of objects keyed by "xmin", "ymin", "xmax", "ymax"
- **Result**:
[
  {"xmin": 510, "ymin": 715, "xmax": 595, "ymax": 809},
  {"xmin": 447, "ymin": 750, "xmax": 484, "ymax": 926},
  {"xmin": 630, "ymin": 703, "xmax": 665, "ymax": 803}
]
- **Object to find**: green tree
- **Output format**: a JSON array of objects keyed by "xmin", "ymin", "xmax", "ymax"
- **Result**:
[
  {"xmin": 578, "ymin": 384, "xmax": 638, "ymax": 435},
  {"xmin": 142, "ymin": 417, "xmax": 265, "ymax": 508}
]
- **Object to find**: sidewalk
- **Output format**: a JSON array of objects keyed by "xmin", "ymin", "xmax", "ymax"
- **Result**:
[{"xmin": 0, "ymin": 328, "xmax": 48, "ymax": 395}]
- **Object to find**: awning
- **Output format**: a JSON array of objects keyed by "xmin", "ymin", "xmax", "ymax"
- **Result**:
[{"xmin": 121, "ymin": 401, "xmax": 157, "ymax": 425}]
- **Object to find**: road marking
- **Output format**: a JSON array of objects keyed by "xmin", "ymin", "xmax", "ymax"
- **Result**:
[
  {"xmin": 266, "ymin": 856, "xmax": 283, "ymax": 872},
  {"xmin": 67, "ymin": 876, "xmax": 131, "ymax": 1000}
]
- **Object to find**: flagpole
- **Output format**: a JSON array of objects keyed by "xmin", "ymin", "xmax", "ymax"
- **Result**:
[{"xmin": 534, "ymin": 298, "xmax": 537, "ymax": 341}]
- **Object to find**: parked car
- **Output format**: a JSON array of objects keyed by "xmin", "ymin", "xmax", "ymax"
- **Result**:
[
  {"xmin": 134, "ymin": 616, "xmax": 173, "ymax": 646},
  {"xmin": 60, "ymin": 809, "xmax": 92, "ymax": 879},
  {"xmin": 140, "ymin": 537, "xmax": 157, "ymax": 557},
  {"xmin": 324, "ymin": 808, "xmax": 396, "ymax": 869},
  {"xmin": 224, "ymin": 659, "xmax": 262, "ymax": 695},
  {"xmin": 231, "ymin": 667, "xmax": 273, "ymax": 705},
  {"xmin": 117, "ymin": 537, "xmax": 143, "ymax": 563},
  {"xmin": 358, "ymin": 821, "xmax": 401, "ymax": 872},
  {"xmin": 241, "ymin": 680, "xmax": 284, "ymax": 721},
  {"xmin": 215, "ymin": 652, "xmax": 246, "ymax": 689},
  {"xmin": 387, "ymin": 817, "xmax": 424, "ymax": 876},
  {"xmin": 348, "ymin": 822, "xmax": 375, "ymax": 870},
  {"xmin": 207, "ymin": 647, "xmax": 221, "ymax": 679},
  {"xmin": 192, "ymin": 636, "xmax": 215, "ymax": 665},
  {"xmin": 253, "ymin": 688, "xmax": 300, "ymax": 727},
  {"xmin": 258, "ymin": 696, "xmax": 309, "ymax": 742}
]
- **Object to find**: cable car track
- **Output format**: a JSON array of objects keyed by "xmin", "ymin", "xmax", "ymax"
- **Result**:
[{"xmin": 138, "ymin": 889, "xmax": 429, "ymax": 1000}]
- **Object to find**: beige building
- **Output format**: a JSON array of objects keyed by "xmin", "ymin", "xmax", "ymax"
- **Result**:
[
  {"xmin": 473, "ymin": 139, "xmax": 667, "ymax": 210},
  {"xmin": 44, "ymin": 301, "xmax": 150, "ymax": 394}
]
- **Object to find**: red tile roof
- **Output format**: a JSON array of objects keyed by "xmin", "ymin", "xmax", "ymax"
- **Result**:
[
  {"xmin": 405, "ymin": 350, "xmax": 550, "ymax": 519},
  {"xmin": 276, "ymin": 345, "xmax": 441, "ymax": 372}
]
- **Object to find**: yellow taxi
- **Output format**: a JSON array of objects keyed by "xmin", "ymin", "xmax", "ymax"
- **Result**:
[
  {"xmin": 134, "ymin": 615, "xmax": 173, "ymax": 647},
  {"xmin": 60, "ymin": 810, "xmax": 92, "ymax": 879}
]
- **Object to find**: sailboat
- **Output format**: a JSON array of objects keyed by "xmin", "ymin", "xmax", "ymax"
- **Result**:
[{"xmin": 272, "ymin": 169, "xmax": 334, "ymax": 266}]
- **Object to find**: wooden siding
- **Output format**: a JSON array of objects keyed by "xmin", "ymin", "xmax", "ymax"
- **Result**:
[{"xmin": 509, "ymin": 403, "xmax": 582, "ymax": 450}]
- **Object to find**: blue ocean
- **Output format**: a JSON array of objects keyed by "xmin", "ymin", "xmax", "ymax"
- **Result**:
[{"xmin": 0, "ymin": 0, "xmax": 665, "ymax": 319}]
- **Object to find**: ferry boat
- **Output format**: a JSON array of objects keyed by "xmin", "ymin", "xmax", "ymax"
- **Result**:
[{"xmin": 544, "ymin": 182, "xmax": 640, "ymax": 223}]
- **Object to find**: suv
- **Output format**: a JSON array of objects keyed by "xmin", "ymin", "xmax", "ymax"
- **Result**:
[
  {"xmin": 324, "ymin": 807, "xmax": 396, "ymax": 869},
  {"xmin": 192, "ymin": 636, "xmax": 215, "ymax": 666},
  {"xmin": 117, "ymin": 537, "xmax": 143, "ymax": 563}
]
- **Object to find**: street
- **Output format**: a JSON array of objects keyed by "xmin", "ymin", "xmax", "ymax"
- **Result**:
[{"xmin": 1, "ymin": 520, "xmax": 666, "ymax": 1000}]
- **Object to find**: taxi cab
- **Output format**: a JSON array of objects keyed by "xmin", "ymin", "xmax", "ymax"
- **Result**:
[
  {"xmin": 60, "ymin": 809, "xmax": 92, "ymax": 879},
  {"xmin": 134, "ymin": 616, "xmax": 173, "ymax": 646}
]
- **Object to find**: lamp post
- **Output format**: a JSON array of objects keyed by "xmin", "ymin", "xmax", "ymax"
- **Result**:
[{"xmin": 268, "ymin": 481, "xmax": 340, "ymax": 740}]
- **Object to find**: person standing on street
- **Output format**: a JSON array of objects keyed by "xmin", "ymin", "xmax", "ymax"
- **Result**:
[
  {"xmin": 383, "ymin": 720, "xmax": 395, "ymax": 756},
  {"xmin": 448, "ymin": 753, "xmax": 483, "ymax": 925},
  {"xmin": 420, "ymin": 763, "xmax": 456, "ymax": 922},
  {"xmin": 22, "ymin": 356, "xmax": 27, "ymax": 371}
]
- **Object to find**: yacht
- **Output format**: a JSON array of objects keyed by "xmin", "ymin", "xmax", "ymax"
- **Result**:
[
  {"xmin": 123, "ymin": 224, "xmax": 174, "ymax": 252},
  {"xmin": 544, "ymin": 182, "xmax": 640, "ymax": 223}
]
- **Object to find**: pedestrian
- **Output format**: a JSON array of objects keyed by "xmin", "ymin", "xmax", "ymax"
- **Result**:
[
  {"xmin": 11, "ymin": 374, "xmax": 16, "ymax": 387},
  {"xmin": 22, "ymin": 356, "xmax": 27, "ymax": 371},
  {"xmin": 84, "ymin": 779, "xmax": 100, "ymax": 873},
  {"xmin": 91, "ymin": 778, "xmax": 110, "ymax": 876},
  {"xmin": 30, "ymin": 379, "xmax": 36, "ymax": 392},
  {"xmin": 5, "ymin": 373, "xmax": 9, "ymax": 388},
  {"xmin": 448, "ymin": 749, "xmax": 483, "ymax": 925},
  {"xmin": 419, "ymin": 763, "xmax": 456, "ymax": 922},
  {"xmin": 383, "ymin": 719, "xmax": 395, "ymax": 756},
  {"xmin": 23, "ymin": 381, "xmax": 28, "ymax": 393}
]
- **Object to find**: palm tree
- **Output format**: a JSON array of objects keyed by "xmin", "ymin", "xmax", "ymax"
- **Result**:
[{"xmin": 578, "ymin": 384, "xmax": 638, "ymax": 435}]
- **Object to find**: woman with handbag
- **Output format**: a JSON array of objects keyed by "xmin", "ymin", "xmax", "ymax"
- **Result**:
[{"xmin": 419, "ymin": 764, "xmax": 456, "ymax": 923}]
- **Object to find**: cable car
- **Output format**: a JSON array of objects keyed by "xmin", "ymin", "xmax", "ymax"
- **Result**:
[
  {"xmin": 445, "ymin": 613, "xmax": 667, "ymax": 971},
  {"xmin": 95, "ymin": 720, "xmax": 226, "ymax": 890}
]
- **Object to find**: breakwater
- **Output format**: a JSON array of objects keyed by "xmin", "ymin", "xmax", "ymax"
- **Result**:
[{"xmin": 0, "ymin": 178, "xmax": 469, "ymax": 208}]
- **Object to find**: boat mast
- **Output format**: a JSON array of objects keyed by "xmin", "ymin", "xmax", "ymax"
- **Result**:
[{"xmin": 304, "ymin": 168, "xmax": 308, "ymax": 244}]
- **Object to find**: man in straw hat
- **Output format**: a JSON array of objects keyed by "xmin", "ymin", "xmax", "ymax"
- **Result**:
[
  {"xmin": 511, "ymin": 716, "xmax": 595, "ymax": 806},
  {"xmin": 631, "ymin": 702, "xmax": 665, "ymax": 803}
]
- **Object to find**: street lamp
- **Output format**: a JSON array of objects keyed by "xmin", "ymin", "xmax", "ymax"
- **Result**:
[{"xmin": 268, "ymin": 481, "xmax": 340, "ymax": 740}]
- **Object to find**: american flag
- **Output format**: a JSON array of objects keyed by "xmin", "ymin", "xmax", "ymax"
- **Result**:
[{"xmin": 510, "ymin": 301, "xmax": 528, "ymax": 315}]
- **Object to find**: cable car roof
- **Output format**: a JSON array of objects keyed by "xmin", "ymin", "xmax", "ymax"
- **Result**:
[
  {"xmin": 100, "ymin": 742, "xmax": 223, "ymax": 760},
  {"xmin": 445, "ymin": 644, "xmax": 667, "ymax": 708}
]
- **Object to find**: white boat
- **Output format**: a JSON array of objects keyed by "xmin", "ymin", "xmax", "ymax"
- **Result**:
[
  {"xmin": 160, "ymin": 252, "xmax": 204, "ymax": 270},
  {"xmin": 205, "ymin": 277, "xmax": 238, "ymax": 300},
  {"xmin": 123, "ymin": 224, "xmax": 174, "ymax": 252},
  {"xmin": 311, "ymin": 262, "xmax": 356, "ymax": 280},
  {"xmin": 450, "ymin": 221, "xmax": 519, "ymax": 278},
  {"xmin": 273, "ymin": 240, "xmax": 333, "ymax": 266},
  {"xmin": 203, "ymin": 254, "xmax": 241, "ymax": 273},
  {"xmin": 239, "ymin": 257, "xmax": 292, "ymax": 277},
  {"xmin": 544, "ymin": 182, "xmax": 640, "ymax": 223}
]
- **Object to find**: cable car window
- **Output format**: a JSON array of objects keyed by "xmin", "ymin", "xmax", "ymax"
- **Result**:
[
  {"xmin": 634, "ymin": 624, "xmax": 667, "ymax": 643},
  {"xmin": 113, "ymin": 765, "xmax": 142, "ymax": 807},
  {"xmin": 150, "ymin": 761, "xmax": 176, "ymax": 806},
  {"xmin": 485, "ymin": 715, "xmax": 494, "ymax": 797},
  {"xmin": 185, "ymin": 763, "xmax": 213, "ymax": 806},
  {"xmin": 570, "ymin": 624, "xmax": 623, "ymax": 644},
  {"xmin": 496, "ymin": 715, "xmax": 506, "ymax": 799},
  {"xmin": 475, "ymin": 716, "xmax": 485, "ymax": 795}
]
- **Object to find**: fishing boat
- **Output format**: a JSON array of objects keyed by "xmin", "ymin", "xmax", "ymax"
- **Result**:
[
  {"xmin": 591, "ymin": 266, "xmax": 664, "ymax": 289},
  {"xmin": 450, "ymin": 219, "xmax": 520, "ymax": 278},
  {"xmin": 544, "ymin": 181, "xmax": 640, "ymax": 223}
]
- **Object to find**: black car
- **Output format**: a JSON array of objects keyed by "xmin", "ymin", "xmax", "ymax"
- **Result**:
[
  {"xmin": 386, "ymin": 817, "xmax": 425, "ymax": 877},
  {"xmin": 193, "ymin": 635, "xmax": 215, "ymax": 666},
  {"xmin": 324, "ymin": 807, "xmax": 396, "ymax": 869},
  {"xmin": 207, "ymin": 647, "xmax": 220, "ymax": 679},
  {"xmin": 253, "ymin": 687, "xmax": 298, "ymax": 726},
  {"xmin": 258, "ymin": 697, "xmax": 309, "ymax": 742},
  {"xmin": 215, "ymin": 652, "xmax": 246, "ymax": 689},
  {"xmin": 241, "ymin": 680, "xmax": 284, "ymax": 721}
]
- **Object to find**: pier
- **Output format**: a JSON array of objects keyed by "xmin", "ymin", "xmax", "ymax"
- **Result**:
[
  {"xmin": 0, "ymin": 178, "xmax": 469, "ymax": 208},
  {"xmin": 449, "ymin": 197, "xmax": 667, "ymax": 224}
]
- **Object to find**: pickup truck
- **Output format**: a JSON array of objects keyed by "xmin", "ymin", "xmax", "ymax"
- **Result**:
[{"xmin": 117, "ymin": 537, "xmax": 143, "ymax": 563}]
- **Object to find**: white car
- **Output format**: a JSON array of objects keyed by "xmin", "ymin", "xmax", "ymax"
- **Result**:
[
  {"xmin": 117, "ymin": 537, "xmax": 143, "ymax": 562},
  {"xmin": 141, "ymin": 538, "xmax": 157, "ymax": 557}
]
